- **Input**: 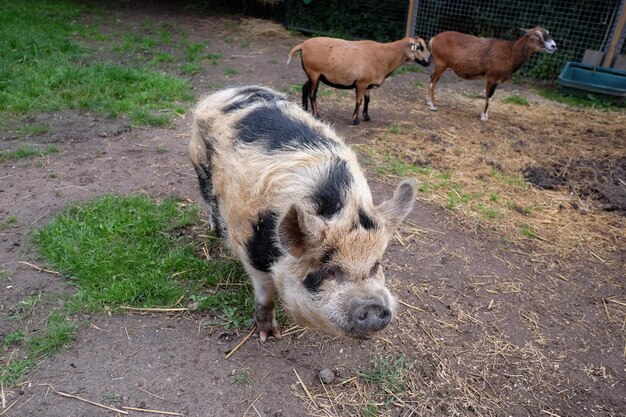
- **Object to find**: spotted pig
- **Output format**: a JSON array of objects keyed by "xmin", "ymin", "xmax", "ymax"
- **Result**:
[{"xmin": 189, "ymin": 86, "xmax": 417, "ymax": 342}]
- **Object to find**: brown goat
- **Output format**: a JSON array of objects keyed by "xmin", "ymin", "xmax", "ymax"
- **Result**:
[
  {"xmin": 288, "ymin": 36, "xmax": 431, "ymax": 125},
  {"xmin": 427, "ymin": 27, "xmax": 556, "ymax": 121}
]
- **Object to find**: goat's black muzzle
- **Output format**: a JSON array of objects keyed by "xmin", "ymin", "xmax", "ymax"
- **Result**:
[{"xmin": 416, "ymin": 57, "xmax": 431, "ymax": 67}]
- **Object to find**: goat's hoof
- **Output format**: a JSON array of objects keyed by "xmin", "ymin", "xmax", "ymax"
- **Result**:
[
  {"xmin": 363, "ymin": 115, "xmax": 371, "ymax": 122},
  {"xmin": 352, "ymin": 118, "xmax": 361, "ymax": 125},
  {"xmin": 427, "ymin": 104, "xmax": 437, "ymax": 112},
  {"xmin": 480, "ymin": 112, "xmax": 489, "ymax": 121}
]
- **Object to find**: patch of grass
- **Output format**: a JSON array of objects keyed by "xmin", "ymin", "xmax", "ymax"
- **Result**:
[
  {"xmin": 270, "ymin": 58, "xmax": 278, "ymax": 64},
  {"xmin": 153, "ymin": 53, "xmax": 175, "ymax": 64},
  {"xmin": 389, "ymin": 125, "xmax": 401, "ymax": 134},
  {"xmin": 223, "ymin": 67, "xmax": 239, "ymax": 77},
  {"xmin": 503, "ymin": 95, "xmax": 529, "ymax": 106},
  {"xmin": 0, "ymin": 0, "xmax": 194, "ymax": 127},
  {"xmin": 0, "ymin": 214, "xmax": 18, "ymax": 232},
  {"xmin": 33, "ymin": 195, "xmax": 252, "ymax": 322},
  {"xmin": 230, "ymin": 369, "xmax": 251, "ymax": 385},
  {"xmin": 206, "ymin": 52, "xmax": 223, "ymax": 65},
  {"xmin": 358, "ymin": 355, "xmax": 411, "ymax": 406},
  {"xmin": 390, "ymin": 65, "xmax": 422, "ymax": 76},
  {"xmin": 16, "ymin": 122, "xmax": 52, "ymax": 137},
  {"xmin": 446, "ymin": 188, "xmax": 473, "ymax": 209},
  {"xmin": 363, "ymin": 405, "xmax": 378, "ymax": 417},
  {"xmin": 156, "ymin": 145, "xmax": 168, "ymax": 154},
  {"xmin": 537, "ymin": 87, "xmax": 623, "ymax": 110},
  {"xmin": 0, "ymin": 144, "xmax": 59, "ymax": 164},
  {"xmin": 185, "ymin": 42, "xmax": 205, "ymax": 62},
  {"xmin": 478, "ymin": 203, "xmax": 501, "ymax": 219},
  {"xmin": 181, "ymin": 63, "xmax": 201, "ymax": 74},
  {"xmin": 28, "ymin": 312, "xmax": 74, "ymax": 358},
  {"xmin": 240, "ymin": 41, "xmax": 251, "ymax": 49},
  {"xmin": 375, "ymin": 152, "xmax": 421, "ymax": 177},
  {"xmin": 1, "ymin": 312, "xmax": 74, "ymax": 386},
  {"xmin": 489, "ymin": 166, "xmax": 527, "ymax": 188},
  {"xmin": 521, "ymin": 224, "xmax": 537, "ymax": 239},
  {"xmin": 2, "ymin": 330, "xmax": 25, "ymax": 348},
  {"xmin": 100, "ymin": 392, "xmax": 121, "ymax": 406},
  {"xmin": 414, "ymin": 81, "xmax": 426, "ymax": 89},
  {"xmin": 34, "ymin": 195, "xmax": 201, "ymax": 309}
]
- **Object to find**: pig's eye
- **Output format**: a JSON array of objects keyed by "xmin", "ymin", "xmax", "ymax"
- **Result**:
[
  {"xmin": 370, "ymin": 261, "xmax": 381, "ymax": 275},
  {"xmin": 326, "ymin": 266, "xmax": 342, "ymax": 280}
]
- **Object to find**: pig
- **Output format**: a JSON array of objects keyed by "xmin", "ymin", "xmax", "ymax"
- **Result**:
[{"xmin": 189, "ymin": 86, "xmax": 417, "ymax": 342}]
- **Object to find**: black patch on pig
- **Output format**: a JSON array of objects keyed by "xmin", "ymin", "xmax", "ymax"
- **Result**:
[
  {"xmin": 223, "ymin": 87, "xmax": 285, "ymax": 113},
  {"xmin": 193, "ymin": 147, "xmax": 226, "ymax": 237},
  {"xmin": 312, "ymin": 158, "xmax": 353, "ymax": 218},
  {"xmin": 320, "ymin": 248, "xmax": 336, "ymax": 264},
  {"xmin": 303, "ymin": 269, "xmax": 326, "ymax": 293},
  {"xmin": 235, "ymin": 105, "xmax": 335, "ymax": 152},
  {"xmin": 246, "ymin": 211, "xmax": 283, "ymax": 273},
  {"xmin": 358, "ymin": 207, "xmax": 377, "ymax": 230}
]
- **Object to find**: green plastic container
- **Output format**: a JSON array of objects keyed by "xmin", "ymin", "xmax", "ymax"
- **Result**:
[{"xmin": 557, "ymin": 62, "xmax": 626, "ymax": 103}]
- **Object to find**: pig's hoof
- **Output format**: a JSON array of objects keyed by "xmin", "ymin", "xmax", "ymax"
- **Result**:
[{"xmin": 259, "ymin": 326, "xmax": 281, "ymax": 343}]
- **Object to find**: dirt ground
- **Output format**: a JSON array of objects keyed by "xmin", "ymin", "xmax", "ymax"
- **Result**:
[{"xmin": 1, "ymin": 3, "xmax": 625, "ymax": 417}]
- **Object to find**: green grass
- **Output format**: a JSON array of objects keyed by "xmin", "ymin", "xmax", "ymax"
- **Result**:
[
  {"xmin": 230, "ymin": 369, "xmax": 251, "ymax": 385},
  {"xmin": 389, "ymin": 125, "xmax": 401, "ymax": 134},
  {"xmin": 503, "ymin": 95, "xmax": 529, "ymax": 106},
  {"xmin": 33, "ymin": 194, "xmax": 252, "ymax": 321},
  {"xmin": 223, "ymin": 67, "xmax": 239, "ymax": 77},
  {"xmin": 537, "ymin": 86, "xmax": 624, "ymax": 110},
  {"xmin": 15, "ymin": 122, "xmax": 52, "ymax": 137},
  {"xmin": 414, "ymin": 81, "xmax": 426, "ymax": 89},
  {"xmin": 489, "ymin": 166, "xmax": 527, "ymax": 188},
  {"xmin": 521, "ymin": 224, "xmax": 537, "ymax": 238},
  {"xmin": 2, "ymin": 330, "xmax": 25, "ymax": 348},
  {"xmin": 0, "ymin": 0, "xmax": 194, "ymax": 127},
  {"xmin": 206, "ymin": 52, "xmax": 223, "ymax": 65},
  {"xmin": 390, "ymin": 64, "xmax": 423, "ymax": 76},
  {"xmin": 0, "ymin": 144, "xmax": 59, "ymax": 164},
  {"xmin": 1, "ymin": 312, "xmax": 74, "ymax": 386},
  {"xmin": 358, "ymin": 355, "xmax": 411, "ymax": 406}
]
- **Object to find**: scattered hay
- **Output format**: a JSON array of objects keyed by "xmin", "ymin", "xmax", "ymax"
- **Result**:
[
  {"xmin": 240, "ymin": 17, "xmax": 291, "ymax": 38},
  {"xmin": 359, "ymin": 90, "xmax": 626, "ymax": 264}
]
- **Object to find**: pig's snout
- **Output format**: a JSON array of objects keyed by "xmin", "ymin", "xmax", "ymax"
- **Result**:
[{"xmin": 350, "ymin": 299, "xmax": 392, "ymax": 336}]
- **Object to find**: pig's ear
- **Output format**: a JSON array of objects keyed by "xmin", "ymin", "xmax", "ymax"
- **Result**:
[
  {"xmin": 277, "ymin": 204, "xmax": 325, "ymax": 257},
  {"xmin": 377, "ymin": 178, "xmax": 417, "ymax": 234}
]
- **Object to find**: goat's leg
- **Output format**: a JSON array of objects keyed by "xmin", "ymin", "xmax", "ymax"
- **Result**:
[
  {"xmin": 427, "ymin": 65, "xmax": 446, "ymax": 111},
  {"xmin": 362, "ymin": 90, "xmax": 371, "ymax": 122},
  {"xmin": 481, "ymin": 81, "xmax": 498, "ymax": 121},
  {"xmin": 310, "ymin": 77, "xmax": 321, "ymax": 119},
  {"xmin": 302, "ymin": 80, "xmax": 312, "ymax": 111},
  {"xmin": 352, "ymin": 85, "xmax": 366, "ymax": 125}
]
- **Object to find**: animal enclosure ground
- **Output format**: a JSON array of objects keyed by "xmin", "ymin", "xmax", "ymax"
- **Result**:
[{"xmin": 1, "ymin": 3, "xmax": 624, "ymax": 417}]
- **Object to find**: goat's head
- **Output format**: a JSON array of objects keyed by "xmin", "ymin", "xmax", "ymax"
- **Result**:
[
  {"xmin": 407, "ymin": 37, "xmax": 431, "ymax": 66},
  {"xmin": 522, "ymin": 27, "xmax": 557, "ymax": 54}
]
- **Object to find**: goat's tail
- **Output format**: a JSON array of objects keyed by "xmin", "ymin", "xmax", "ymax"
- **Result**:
[{"xmin": 286, "ymin": 43, "xmax": 304, "ymax": 65}]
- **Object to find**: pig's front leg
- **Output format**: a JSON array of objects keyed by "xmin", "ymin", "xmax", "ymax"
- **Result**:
[{"xmin": 249, "ymin": 270, "xmax": 281, "ymax": 342}]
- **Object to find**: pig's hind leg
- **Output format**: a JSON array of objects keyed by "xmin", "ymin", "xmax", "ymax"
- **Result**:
[{"xmin": 248, "ymin": 268, "xmax": 281, "ymax": 342}]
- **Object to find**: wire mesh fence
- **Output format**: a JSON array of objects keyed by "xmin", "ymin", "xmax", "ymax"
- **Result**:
[
  {"xmin": 410, "ymin": 0, "xmax": 623, "ymax": 79},
  {"xmin": 283, "ymin": 0, "xmax": 624, "ymax": 79},
  {"xmin": 284, "ymin": 0, "xmax": 409, "ymax": 41}
]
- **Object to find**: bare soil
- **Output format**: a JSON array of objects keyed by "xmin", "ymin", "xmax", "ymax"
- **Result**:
[{"xmin": 1, "ymin": 3, "xmax": 624, "ymax": 417}]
